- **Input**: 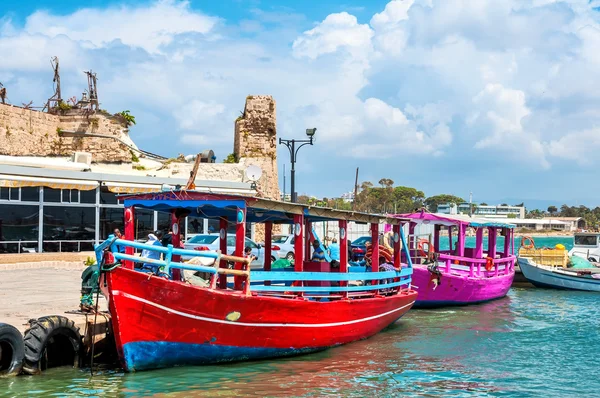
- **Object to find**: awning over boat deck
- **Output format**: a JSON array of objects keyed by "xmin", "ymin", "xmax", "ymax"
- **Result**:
[
  {"xmin": 121, "ymin": 191, "xmax": 407, "ymax": 225},
  {"xmin": 393, "ymin": 211, "xmax": 516, "ymax": 229},
  {"xmin": 0, "ymin": 174, "xmax": 98, "ymax": 191}
]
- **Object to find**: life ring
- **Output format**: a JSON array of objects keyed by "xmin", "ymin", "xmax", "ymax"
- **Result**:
[
  {"xmin": 22, "ymin": 316, "xmax": 82, "ymax": 375},
  {"xmin": 0, "ymin": 323, "xmax": 24, "ymax": 376},
  {"xmin": 521, "ymin": 236, "xmax": 535, "ymax": 250},
  {"xmin": 485, "ymin": 256, "xmax": 494, "ymax": 271},
  {"xmin": 418, "ymin": 239, "xmax": 433, "ymax": 258}
]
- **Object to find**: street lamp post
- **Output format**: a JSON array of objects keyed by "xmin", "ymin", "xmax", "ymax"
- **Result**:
[{"xmin": 279, "ymin": 128, "xmax": 316, "ymax": 203}]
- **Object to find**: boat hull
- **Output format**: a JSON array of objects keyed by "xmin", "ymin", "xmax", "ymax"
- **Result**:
[
  {"xmin": 518, "ymin": 258, "xmax": 600, "ymax": 292},
  {"xmin": 106, "ymin": 267, "xmax": 417, "ymax": 371},
  {"xmin": 411, "ymin": 265, "xmax": 514, "ymax": 308}
]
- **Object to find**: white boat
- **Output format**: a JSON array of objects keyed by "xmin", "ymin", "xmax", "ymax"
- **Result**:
[
  {"xmin": 568, "ymin": 232, "xmax": 600, "ymax": 262},
  {"xmin": 518, "ymin": 257, "xmax": 600, "ymax": 291}
]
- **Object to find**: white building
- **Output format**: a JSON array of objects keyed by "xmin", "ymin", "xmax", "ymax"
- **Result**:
[
  {"xmin": 340, "ymin": 192, "xmax": 355, "ymax": 203},
  {"xmin": 437, "ymin": 203, "xmax": 525, "ymax": 219},
  {"xmin": 541, "ymin": 217, "xmax": 585, "ymax": 232}
]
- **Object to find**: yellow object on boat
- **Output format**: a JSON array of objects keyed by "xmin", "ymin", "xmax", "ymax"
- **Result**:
[
  {"xmin": 519, "ymin": 247, "xmax": 568, "ymax": 267},
  {"xmin": 555, "ymin": 244, "xmax": 566, "ymax": 250}
]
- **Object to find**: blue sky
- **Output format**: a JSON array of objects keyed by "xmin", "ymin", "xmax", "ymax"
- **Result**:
[{"xmin": 2, "ymin": 0, "xmax": 600, "ymax": 210}]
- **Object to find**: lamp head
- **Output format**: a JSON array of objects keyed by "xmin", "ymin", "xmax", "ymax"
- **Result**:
[{"xmin": 305, "ymin": 128, "xmax": 317, "ymax": 138}]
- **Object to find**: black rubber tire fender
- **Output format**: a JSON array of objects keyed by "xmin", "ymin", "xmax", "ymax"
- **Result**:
[
  {"xmin": 0, "ymin": 323, "xmax": 24, "ymax": 377},
  {"xmin": 22, "ymin": 316, "xmax": 82, "ymax": 375}
]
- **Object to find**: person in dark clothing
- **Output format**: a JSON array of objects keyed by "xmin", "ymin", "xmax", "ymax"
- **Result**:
[{"xmin": 156, "ymin": 230, "xmax": 173, "ymax": 247}]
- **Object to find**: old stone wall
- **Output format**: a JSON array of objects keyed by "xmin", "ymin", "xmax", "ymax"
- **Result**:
[{"xmin": 0, "ymin": 104, "xmax": 133, "ymax": 163}]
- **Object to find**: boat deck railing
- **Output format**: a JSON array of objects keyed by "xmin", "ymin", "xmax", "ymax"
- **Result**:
[{"xmin": 95, "ymin": 237, "xmax": 413, "ymax": 298}]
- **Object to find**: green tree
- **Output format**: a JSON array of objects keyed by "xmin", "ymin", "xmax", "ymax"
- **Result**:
[
  {"xmin": 547, "ymin": 205, "xmax": 558, "ymax": 215},
  {"xmin": 424, "ymin": 194, "xmax": 464, "ymax": 212}
]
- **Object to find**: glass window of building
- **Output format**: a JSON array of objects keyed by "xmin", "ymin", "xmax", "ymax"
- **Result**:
[
  {"xmin": 44, "ymin": 188, "xmax": 62, "ymax": 203},
  {"xmin": 100, "ymin": 187, "xmax": 118, "ymax": 205},
  {"xmin": 135, "ymin": 209, "xmax": 154, "ymax": 241},
  {"xmin": 0, "ymin": 204, "xmax": 39, "ymax": 253},
  {"xmin": 187, "ymin": 217, "xmax": 204, "ymax": 235},
  {"xmin": 43, "ymin": 207, "xmax": 95, "ymax": 252},
  {"xmin": 99, "ymin": 208, "xmax": 125, "ymax": 241},
  {"xmin": 80, "ymin": 189, "xmax": 96, "ymax": 204},
  {"xmin": 61, "ymin": 189, "xmax": 80, "ymax": 203},
  {"xmin": 0, "ymin": 187, "xmax": 20, "ymax": 201},
  {"xmin": 157, "ymin": 211, "xmax": 171, "ymax": 234},
  {"xmin": 20, "ymin": 187, "xmax": 38, "ymax": 202},
  {"xmin": 207, "ymin": 218, "xmax": 220, "ymax": 235}
]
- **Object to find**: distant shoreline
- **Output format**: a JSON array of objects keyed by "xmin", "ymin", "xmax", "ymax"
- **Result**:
[{"xmin": 513, "ymin": 231, "xmax": 574, "ymax": 238}]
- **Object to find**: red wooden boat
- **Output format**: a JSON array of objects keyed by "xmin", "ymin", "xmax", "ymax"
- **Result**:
[{"xmin": 95, "ymin": 191, "xmax": 417, "ymax": 371}]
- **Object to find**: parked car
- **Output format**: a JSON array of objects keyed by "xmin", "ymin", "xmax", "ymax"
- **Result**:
[
  {"xmin": 183, "ymin": 234, "xmax": 275, "ymax": 268},
  {"xmin": 272, "ymin": 234, "xmax": 295, "ymax": 260},
  {"xmin": 350, "ymin": 236, "xmax": 372, "ymax": 261}
]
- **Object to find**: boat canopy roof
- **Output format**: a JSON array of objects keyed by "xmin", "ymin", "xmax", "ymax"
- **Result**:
[
  {"xmin": 119, "ymin": 191, "xmax": 408, "ymax": 225},
  {"xmin": 392, "ymin": 211, "xmax": 516, "ymax": 229}
]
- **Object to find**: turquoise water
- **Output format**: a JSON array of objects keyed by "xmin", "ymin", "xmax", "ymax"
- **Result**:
[
  {"xmin": 4, "ymin": 237, "xmax": 597, "ymax": 397},
  {"xmin": 439, "ymin": 236, "xmax": 574, "ymax": 254}
]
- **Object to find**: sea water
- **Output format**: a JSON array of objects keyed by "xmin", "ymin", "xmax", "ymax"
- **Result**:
[
  {"xmin": 438, "ymin": 236, "xmax": 574, "ymax": 254},
  {"xmin": 4, "ymin": 237, "xmax": 598, "ymax": 397}
]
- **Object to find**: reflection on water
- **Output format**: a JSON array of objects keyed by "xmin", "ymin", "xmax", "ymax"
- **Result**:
[{"xmin": 2, "ymin": 287, "xmax": 600, "ymax": 397}]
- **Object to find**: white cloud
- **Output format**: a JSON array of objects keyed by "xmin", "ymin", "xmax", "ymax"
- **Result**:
[
  {"xmin": 364, "ymin": 98, "xmax": 409, "ymax": 126},
  {"xmin": 173, "ymin": 100, "xmax": 226, "ymax": 130},
  {"xmin": 370, "ymin": 0, "xmax": 414, "ymax": 30},
  {"xmin": 292, "ymin": 12, "xmax": 373, "ymax": 59},
  {"xmin": 469, "ymin": 83, "xmax": 550, "ymax": 169},
  {"xmin": 547, "ymin": 129, "xmax": 600, "ymax": 165},
  {"xmin": 24, "ymin": 0, "xmax": 218, "ymax": 54}
]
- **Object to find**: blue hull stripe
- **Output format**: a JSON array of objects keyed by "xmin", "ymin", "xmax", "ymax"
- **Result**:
[
  {"xmin": 123, "ymin": 341, "xmax": 324, "ymax": 371},
  {"xmin": 121, "ymin": 312, "xmax": 410, "ymax": 371}
]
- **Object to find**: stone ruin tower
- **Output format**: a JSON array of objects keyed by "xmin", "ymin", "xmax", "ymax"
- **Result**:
[
  {"xmin": 233, "ymin": 95, "xmax": 280, "ymax": 241},
  {"xmin": 234, "ymin": 95, "xmax": 279, "ymax": 201}
]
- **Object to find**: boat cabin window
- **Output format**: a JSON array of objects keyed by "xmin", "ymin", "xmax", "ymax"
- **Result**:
[{"xmin": 574, "ymin": 235, "xmax": 598, "ymax": 246}]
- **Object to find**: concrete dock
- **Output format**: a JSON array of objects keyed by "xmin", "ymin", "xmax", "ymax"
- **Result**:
[{"xmin": 0, "ymin": 262, "xmax": 108, "ymax": 334}]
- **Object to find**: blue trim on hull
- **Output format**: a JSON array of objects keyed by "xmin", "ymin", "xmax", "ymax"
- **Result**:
[
  {"xmin": 529, "ymin": 279, "xmax": 594, "ymax": 291},
  {"xmin": 123, "ymin": 341, "xmax": 325, "ymax": 371}
]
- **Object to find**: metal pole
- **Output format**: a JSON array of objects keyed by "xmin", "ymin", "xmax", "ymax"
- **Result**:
[{"xmin": 291, "ymin": 140, "xmax": 296, "ymax": 203}]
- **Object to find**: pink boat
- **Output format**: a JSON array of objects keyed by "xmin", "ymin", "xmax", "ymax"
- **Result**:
[{"xmin": 390, "ymin": 211, "xmax": 516, "ymax": 308}]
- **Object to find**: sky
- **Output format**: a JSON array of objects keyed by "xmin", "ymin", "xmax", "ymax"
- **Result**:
[{"xmin": 2, "ymin": 0, "xmax": 600, "ymax": 210}]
